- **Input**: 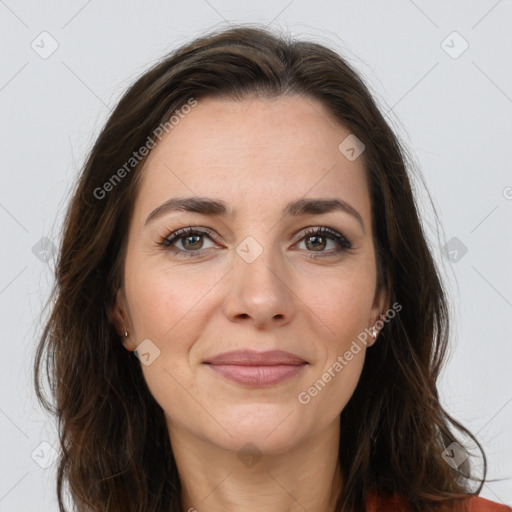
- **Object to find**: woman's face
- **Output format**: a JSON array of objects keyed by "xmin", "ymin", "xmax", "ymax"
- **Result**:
[{"xmin": 113, "ymin": 95, "xmax": 388, "ymax": 454}]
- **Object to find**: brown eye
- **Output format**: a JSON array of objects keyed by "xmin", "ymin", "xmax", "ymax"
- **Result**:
[
  {"xmin": 160, "ymin": 227, "xmax": 218, "ymax": 257},
  {"xmin": 159, "ymin": 225, "xmax": 352, "ymax": 259},
  {"xmin": 180, "ymin": 233, "xmax": 204, "ymax": 250},
  {"xmin": 297, "ymin": 227, "xmax": 352, "ymax": 258},
  {"xmin": 304, "ymin": 234, "xmax": 328, "ymax": 251}
]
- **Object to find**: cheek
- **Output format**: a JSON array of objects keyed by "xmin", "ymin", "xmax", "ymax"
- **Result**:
[
  {"xmin": 294, "ymin": 272, "xmax": 374, "ymax": 419},
  {"xmin": 125, "ymin": 253, "xmax": 219, "ymax": 342},
  {"xmin": 304, "ymin": 267, "xmax": 376, "ymax": 346},
  {"xmin": 127, "ymin": 262, "xmax": 210, "ymax": 425}
]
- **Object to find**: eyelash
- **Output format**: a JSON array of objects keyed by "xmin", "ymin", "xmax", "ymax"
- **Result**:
[{"xmin": 158, "ymin": 225, "xmax": 353, "ymax": 259}]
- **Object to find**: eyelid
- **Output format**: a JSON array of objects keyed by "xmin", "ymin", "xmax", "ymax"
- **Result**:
[
  {"xmin": 295, "ymin": 226, "xmax": 353, "ymax": 252},
  {"xmin": 159, "ymin": 226, "xmax": 221, "ymax": 247}
]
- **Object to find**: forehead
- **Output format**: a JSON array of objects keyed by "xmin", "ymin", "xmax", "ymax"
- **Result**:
[{"xmin": 134, "ymin": 95, "xmax": 370, "ymax": 224}]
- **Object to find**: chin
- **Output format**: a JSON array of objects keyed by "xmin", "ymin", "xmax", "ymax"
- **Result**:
[{"xmin": 210, "ymin": 403, "xmax": 307, "ymax": 454}]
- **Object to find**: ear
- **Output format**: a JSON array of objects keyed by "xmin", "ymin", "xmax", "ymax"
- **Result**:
[
  {"xmin": 366, "ymin": 284, "xmax": 390, "ymax": 348},
  {"xmin": 109, "ymin": 288, "xmax": 136, "ymax": 352}
]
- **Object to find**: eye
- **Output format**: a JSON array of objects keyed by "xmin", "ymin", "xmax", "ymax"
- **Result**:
[
  {"xmin": 294, "ymin": 227, "xmax": 352, "ymax": 258},
  {"xmin": 158, "ymin": 225, "xmax": 353, "ymax": 259},
  {"xmin": 159, "ymin": 226, "xmax": 219, "ymax": 257}
]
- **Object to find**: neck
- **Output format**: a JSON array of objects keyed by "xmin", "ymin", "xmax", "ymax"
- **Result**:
[{"xmin": 168, "ymin": 418, "xmax": 343, "ymax": 512}]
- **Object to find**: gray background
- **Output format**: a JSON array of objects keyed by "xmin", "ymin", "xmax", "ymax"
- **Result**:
[{"xmin": 0, "ymin": 0, "xmax": 511, "ymax": 509}]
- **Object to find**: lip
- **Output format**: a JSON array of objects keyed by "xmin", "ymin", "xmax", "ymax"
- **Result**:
[
  {"xmin": 203, "ymin": 350, "xmax": 308, "ymax": 387},
  {"xmin": 207, "ymin": 364, "xmax": 307, "ymax": 386},
  {"xmin": 203, "ymin": 349, "xmax": 307, "ymax": 366}
]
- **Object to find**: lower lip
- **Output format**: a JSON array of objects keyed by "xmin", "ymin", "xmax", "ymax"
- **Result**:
[{"xmin": 205, "ymin": 364, "xmax": 307, "ymax": 386}]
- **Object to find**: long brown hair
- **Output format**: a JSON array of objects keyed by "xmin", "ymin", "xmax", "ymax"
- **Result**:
[{"xmin": 34, "ymin": 24, "xmax": 489, "ymax": 512}]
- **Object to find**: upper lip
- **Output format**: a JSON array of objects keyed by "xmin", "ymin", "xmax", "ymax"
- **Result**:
[{"xmin": 203, "ymin": 349, "xmax": 307, "ymax": 366}]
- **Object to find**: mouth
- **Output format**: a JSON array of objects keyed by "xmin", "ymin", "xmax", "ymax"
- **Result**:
[
  {"xmin": 204, "ymin": 363, "xmax": 307, "ymax": 386},
  {"xmin": 203, "ymin": 349, "xmax": 308, "ymax": 387},
  {"xmin": 203, "ymin": 349, "xmax": 307, "ymax": 366}
]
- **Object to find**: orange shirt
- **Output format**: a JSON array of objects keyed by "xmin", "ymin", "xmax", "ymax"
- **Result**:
[{"xmin": 366, "ymin": 492, "xmax": 512, "ymax": 512}]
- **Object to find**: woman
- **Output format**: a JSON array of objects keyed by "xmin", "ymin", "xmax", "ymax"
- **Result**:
[{"xmin": 34, "ymin": 24, "xmax": 511, "ymax": 512}]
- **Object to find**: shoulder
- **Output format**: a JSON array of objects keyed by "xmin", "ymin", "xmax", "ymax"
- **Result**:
[
  {"xmin": 457, "ymin": 496, "xmax": 512, "ymax": 512},
  {"xmin": 366, "ymin": 493, "xmax": 512, "ymax": 512},
  {"xmin": 365, "ymin": 492, "xmax": 410, "ymax": 511}
]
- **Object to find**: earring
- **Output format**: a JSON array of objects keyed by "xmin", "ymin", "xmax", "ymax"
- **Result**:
[
  {"xmin": 371, "ymin": 326, "xmax": 377, "ymax": 339},
  {"xmin": 124, "ymin": 331, "xmax": 128, "ymax": 337}
]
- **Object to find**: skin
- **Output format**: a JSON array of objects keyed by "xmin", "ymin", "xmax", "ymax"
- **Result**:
[{"xmin": 111, "ymin": 95, "xmax": 389, "ymax": 512}]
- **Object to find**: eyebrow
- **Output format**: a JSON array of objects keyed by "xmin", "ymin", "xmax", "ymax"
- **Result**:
[{"xmin": 145, "ymin": 196, "xmax": 365, "ymax": 233}]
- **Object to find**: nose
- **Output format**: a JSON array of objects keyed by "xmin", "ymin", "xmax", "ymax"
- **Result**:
[{"xmin": 222, "ymin": 238, "xmax": 295, "ymax": 329}]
